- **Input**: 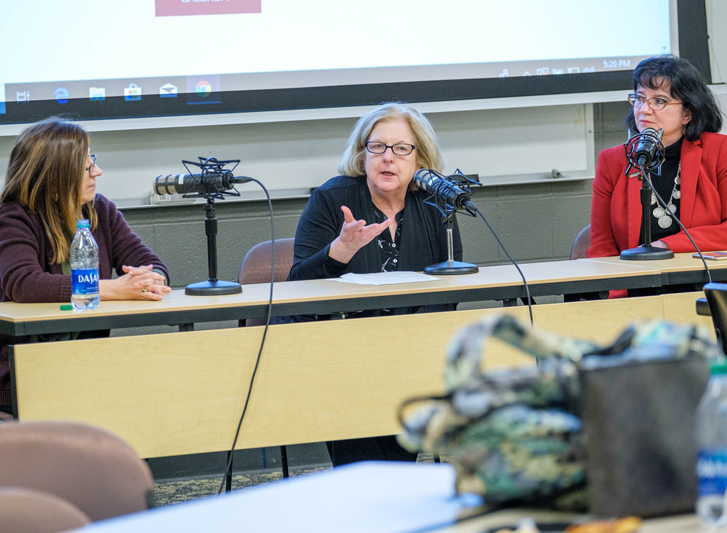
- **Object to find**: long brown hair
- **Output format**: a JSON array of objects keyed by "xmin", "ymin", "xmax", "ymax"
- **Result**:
[{"xmin": 2, "ymin": 117, "xmax": 98, "ymax": 264}]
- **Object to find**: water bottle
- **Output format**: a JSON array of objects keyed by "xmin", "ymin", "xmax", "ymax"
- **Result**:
[
  {"xmin": 696, "ymin": 362, "xmax": 727, "ymax": 528},
  {"xmin": 70, "ymin": 219, "xmax": 100, "ymax": 311}
]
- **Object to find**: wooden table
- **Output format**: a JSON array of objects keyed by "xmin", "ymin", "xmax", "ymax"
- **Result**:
[
  {"xmin": 10, "ymin": 292, "xmax": 713, "ymax": 458},
  {"xmin": 0, "ymin": 254, "xmax": 719, "ymax": 337},
  {"xmin": 5, "ymin": 254, "xmax": 722, "ymax": 458},
  {"xmin": 64, "ymin": 462, "xmax": 702, "ymax": 533},
  {"xmin": 582, "ymin": 252, "xmax": 727, "ymax": 286}
]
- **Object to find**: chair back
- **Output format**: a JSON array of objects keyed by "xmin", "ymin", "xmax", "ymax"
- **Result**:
[
  {"xmin": 0, "ymin": 487, "xmax": 91, "ymax": 533},
  {"xmin": 0, "ymin": 421, "xmax": 154, "ymax": 522},
  {"xmin": 570, "ymin": 224, "xmax": 591, "ymax": 260},
  {"xmin": 704, "ymin": 282, "xmax": 727, "ymax": 354},
  {"xmin": 239, "ymin": 238, "xmax": 295, "ymax": 326}
]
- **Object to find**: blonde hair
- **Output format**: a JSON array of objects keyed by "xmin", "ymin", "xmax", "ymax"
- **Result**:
[
  {"xmin": 338, "ymin": 103, "xmax": 443, "ymax": 188},
  {"xmin": 2, "ymin": 117, "xmax": 97, "ymax": 264}
]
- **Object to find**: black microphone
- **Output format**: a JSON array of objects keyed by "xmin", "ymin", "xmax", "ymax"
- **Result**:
[
  {"xmin": 413, "ymin": 169, "xmax": 475, "ymax": 211},
  {"xmin": 632, "ymin": 127, "xmax": 662, "ymax": 167},
  {"xmin": 153, "ymin": 171, "xmax": 252, "ymax": 195}
]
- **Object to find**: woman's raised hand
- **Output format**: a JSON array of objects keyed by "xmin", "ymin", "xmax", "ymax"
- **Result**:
[
  {"xmin": 328, "ymin": 206, "xmax": 393, "ymax": 264},
  {"xmin": 99, "ymin": 264, "xmax": 172, "ymax": 301}
]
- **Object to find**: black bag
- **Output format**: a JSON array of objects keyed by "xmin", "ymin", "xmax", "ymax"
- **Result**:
[{"xmin": 581, "ymin": 356, "xmax": 710, "ymax": 517}]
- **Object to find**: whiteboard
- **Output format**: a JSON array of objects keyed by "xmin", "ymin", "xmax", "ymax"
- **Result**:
[{"xmin": 0, "ymin": 104, "xmax": 594, "ymax": 206}]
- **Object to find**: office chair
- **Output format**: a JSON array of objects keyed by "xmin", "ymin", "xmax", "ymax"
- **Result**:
[
  {"xmin": 0, "ymin": 421, "xmax": 154, "ymax": 522},
  {"xmin": 703, "ymin": 282, "xmax": 727, "ymax": 354},
  {"xmin": 238, "ymin": 237, "xmax": 296, "ymax": 327},
  {"xmin": 565, "ymin": 224, "xmax": 599, "ymax": 301},
  {"xmin": 237, "ymin": 237, "xmax": 296, "ymax": 480},
  {"xmin": 0, "ymin": 487, "xmax": 91, "ymax": 533},
  {"xmin": 570, "ymin": 224, "xmax": 591, "ymax": 260}
]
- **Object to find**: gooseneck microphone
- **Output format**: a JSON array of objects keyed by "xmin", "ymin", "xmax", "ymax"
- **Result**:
[
  {"xmin": 154, "ymin": 171, "xmax": 252, "ymax": 196},
  {"xmin": 413, "ymin": 168, "xmax": 476, "ymax": 212}
]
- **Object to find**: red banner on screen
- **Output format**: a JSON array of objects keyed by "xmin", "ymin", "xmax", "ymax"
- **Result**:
[{"xmin": 155, "ymin": 0, "xmax": 261, "ymax": 17}]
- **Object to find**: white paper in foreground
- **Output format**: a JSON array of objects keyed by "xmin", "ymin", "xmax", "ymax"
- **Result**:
[{"xmin": 327, "ymin": 271, "xmax": 440, "ymax": 286}]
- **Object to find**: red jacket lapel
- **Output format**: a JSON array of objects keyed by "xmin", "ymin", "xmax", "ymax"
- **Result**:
[{"xmin": 678, "ymin": 137, "xmax": 702, "ymax": 228}]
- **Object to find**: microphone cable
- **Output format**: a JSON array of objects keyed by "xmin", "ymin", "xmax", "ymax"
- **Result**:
[
  {"xmin": 471, "ymin": 206, "xmax": 534, "ymax": 327},
  {"xmin": 639, "ymin": 165, "xmax": 712, "ymax": 283},
  {"xmin": 218, "ymin": 178, "xmax": 276, "ymax": 495}
]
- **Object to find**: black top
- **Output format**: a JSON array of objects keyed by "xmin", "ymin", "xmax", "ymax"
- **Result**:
[
  {"xmin": 374, "ymin": 206, "xmax": 403, "ymax": 273},
  {"xmin": 647, "ymin": 136, "xmax": 683, "ymax": 243},
  {"xmin": 286, "ymin": 175, "xmax": 464, "ymax": 319}
]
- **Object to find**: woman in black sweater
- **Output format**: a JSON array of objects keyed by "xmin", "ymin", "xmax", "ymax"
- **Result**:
[{"xmin": 288, "ymin": 102, "xmax": 464, "ymax": 465}]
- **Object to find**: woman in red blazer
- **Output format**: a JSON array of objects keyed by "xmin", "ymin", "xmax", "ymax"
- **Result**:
[{"xmin": 588, "ymin": 55, "xmax": 726, "ymax": 258}]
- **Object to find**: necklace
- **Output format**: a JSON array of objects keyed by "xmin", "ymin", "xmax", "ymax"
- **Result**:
[{"xmin": 650, "ymin": 162, "xmax": 681, "ymax": 229}]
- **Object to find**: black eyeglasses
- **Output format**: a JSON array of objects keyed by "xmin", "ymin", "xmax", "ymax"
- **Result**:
[
  {"xmin": 364, "ymin": 142, "xmax": 416, "ymax": 156},
  {"xmin": 627, "ymin": 94, "xmax": 683, "ymax": 111},
  {"xmin": 85, "ymin": 154, "xmax": 97, "ymax": 172}
]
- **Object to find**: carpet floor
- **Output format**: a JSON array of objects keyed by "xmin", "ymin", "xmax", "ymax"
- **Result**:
[
  {"xmin": 151, "ymin": 455, "xmax": 441, "ymax": 507},
  {"xmin": 151, "ymin": 467, "xmax": 329, "ymax": 507}
]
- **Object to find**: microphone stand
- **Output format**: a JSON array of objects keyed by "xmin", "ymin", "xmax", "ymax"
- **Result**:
[
  {"xmin": 169, "ymin": 157, "xmax": 244, "ymax": 296},
  {"xmin": 620, "ymin": 131, "xmax": 674, "ymax": 261},
  {"xmin": 424, "ymin": 204, "xmax": 479, "ymax": 275},
  {"xmin": 186, "ymin": 197, "xmax": 243, "ymax": 295},
  {"xmin": 619, "ymin": 168, "xmax": 674, "ymax": 260}
]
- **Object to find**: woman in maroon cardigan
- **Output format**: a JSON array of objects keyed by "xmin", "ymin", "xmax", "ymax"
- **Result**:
[
  {"xmin": 588, "ymin": 55, "xmax": 727, "ymax": 258},
  {"xmin": 0, "ymin": 117, "xmax": 171, "ymax": 409}
]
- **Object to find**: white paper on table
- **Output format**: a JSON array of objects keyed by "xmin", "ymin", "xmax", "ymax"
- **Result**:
[{"xmin": 327, "ymin": 271, "xmax": 440, "ymax": 286}]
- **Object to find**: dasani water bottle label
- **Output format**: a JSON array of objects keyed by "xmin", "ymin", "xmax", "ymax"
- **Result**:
[{"xmin": 72, "ymin": 268, "xmax": 99, "ymax": 295}]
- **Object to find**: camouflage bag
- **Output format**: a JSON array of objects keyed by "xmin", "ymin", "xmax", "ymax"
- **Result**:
[{"xmin": 397, "ymin": 314, "xmax": 718, "ymax": 514}]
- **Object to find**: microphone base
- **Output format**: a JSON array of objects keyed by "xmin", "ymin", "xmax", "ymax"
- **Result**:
[
  {"xmin": 185, "ymin": 280, "xmax": 243, "ymax": 296},
  {"xmin": 620, "ymin": 246, "xmax": 675, "ymax": 261},
  {"xmin": 424, "ymin": 261, "xmax": 479, "ymax": 275}
]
